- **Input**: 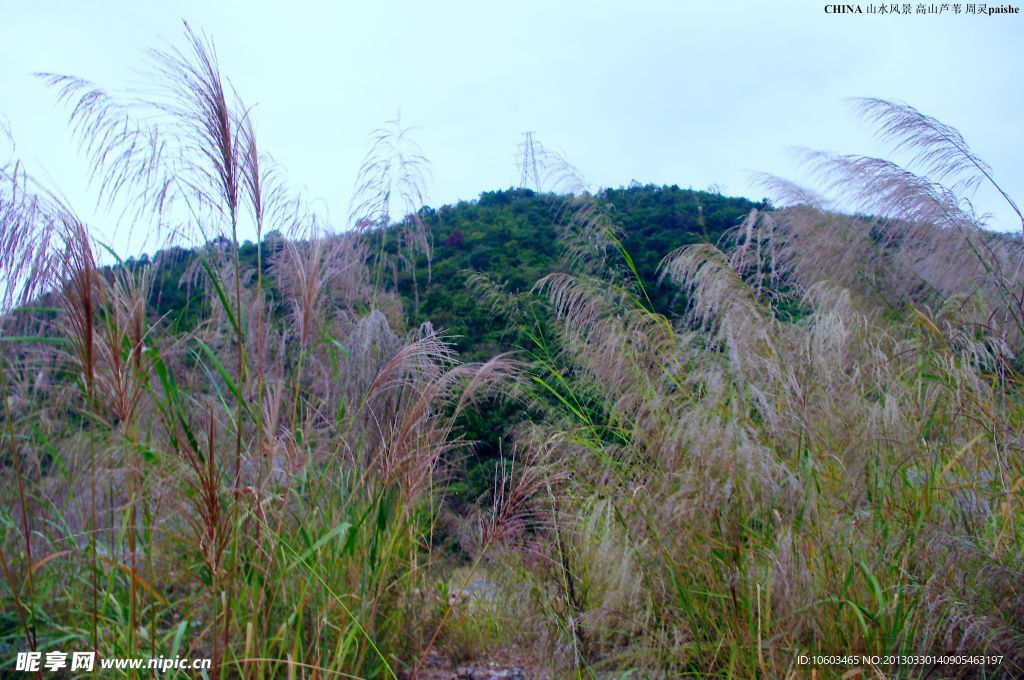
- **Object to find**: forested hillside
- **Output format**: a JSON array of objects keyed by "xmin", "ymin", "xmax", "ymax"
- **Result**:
[
  {"xmin": 140, "ymin": 184, "xmax": 760, "ymax": 359},
  {"xmin": 127, "ymin": 186, "xmax": 760, "ymax": 504},
  {"xmin": 407, "ymin": 185, "xmax": 760, "ymax": 357}
]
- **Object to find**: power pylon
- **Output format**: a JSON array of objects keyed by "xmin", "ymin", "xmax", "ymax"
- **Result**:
[{"xmin": 517, "ymin": 131, "xmax": 543, "ymax": 192}]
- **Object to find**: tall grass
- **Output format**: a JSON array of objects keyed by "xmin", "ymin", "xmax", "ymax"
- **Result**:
[
  {"xmin": 2, "ymin": 27, "xmax": 1022, "ymax": 680},
  {"xmin": 0, "ymin": 26, "xmax": 513, "ymax": 679},
  {"xmin": 475, "ymin": 103, "xmax": 1024, "ymax": 677}
]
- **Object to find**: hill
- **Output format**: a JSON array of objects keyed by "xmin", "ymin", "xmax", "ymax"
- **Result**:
[
  {"xmin": 405, "ymin": 185, "xmax": 760, "ymax": 357},
  {"xmin": 139, "ymin": 184, "xmax": 761, "ymax": 359},
  {"xmin": 6, "ymin": 39, "xmax": 1021, "ymax": 675}
]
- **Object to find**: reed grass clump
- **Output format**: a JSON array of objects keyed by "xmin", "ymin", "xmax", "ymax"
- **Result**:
[
  {"xmin": 0, "ymin": 25, "xmax": 517, "ymax": 679},
  {"xmin": 485, "ymin": 102, "xmax": 1024, "ymax": 677},
  {"xmin": 1, "ymin": 26, "xmax": 1021, "ymax": 679}
]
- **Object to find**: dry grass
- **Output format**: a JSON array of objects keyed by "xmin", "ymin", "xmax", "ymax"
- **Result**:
[
  {"xmin": 485, "ymin": 100, "xmax": 1024, "ymax": 677},
  {"xmin": 0, "ymin": 27, "xmax": 522, "ymax": 679},
  {"xmin": 1, "ymin": 27, "xmax": 1022, "ymax": 679}
]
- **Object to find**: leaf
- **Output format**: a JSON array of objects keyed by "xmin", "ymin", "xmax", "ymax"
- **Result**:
[
  {"xmin": 169, "ymin": 620, "xmax": 189, "ymax": 658},
  {"xmin": 31, "ymin": 550, "xmax": 73, "ymax": 575},
  {"xmin": 99, "ymin": 556, "xmax": 168, "ymax": 604},
  {"xmin": 857, "ymin": 561, "xmax": 886, "ymax": 615},
  {"xmin": 288, "ymin": 522, "xmax": 353, "ymax": 572},
  {"xmin": 199, "ymin": 256, "xmax": 242, "ymax": 338},
  {"xmin": 0, "ymin": 335, "xmax": 69, "ymax": 345},
  {"xmin": 195, "ymin": 338, "xmax": 257, "ymax": 425}
]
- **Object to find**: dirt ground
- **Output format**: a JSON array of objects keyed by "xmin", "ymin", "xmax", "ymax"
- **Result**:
[{"xmin": 410, "ymin": 647, "xmax": 550, "ymax": 679}]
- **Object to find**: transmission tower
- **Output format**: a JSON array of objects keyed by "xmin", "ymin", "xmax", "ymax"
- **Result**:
[{"xmin": 517, "ymin": 131, "xmax": 543, "ymax": 191}]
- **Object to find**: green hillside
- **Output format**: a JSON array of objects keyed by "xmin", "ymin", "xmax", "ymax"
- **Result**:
[
  {"xmin": 403, "ymin": 185, "xmax": 760, "ymax": 357},
  {"xmin": 130, "ymin": 185, "xmax": 761, "ymax": 500},
  {"xmin": 138, "ymin": 184, "xmax": 759, "ymax": 359}
]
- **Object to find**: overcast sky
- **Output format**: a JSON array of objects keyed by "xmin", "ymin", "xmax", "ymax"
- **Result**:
[{"xmin": 2, "ymin": 0, "xmax": 1022, "ymax": 255}]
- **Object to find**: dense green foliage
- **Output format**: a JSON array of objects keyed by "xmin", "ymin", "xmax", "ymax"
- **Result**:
[
  {"xmin": 140, "ymin": 185, "xmax": 760, "ymax": 360},
  {"xmin": 409, "ymin": 185, "xmax": 759, "ymax": 357}
]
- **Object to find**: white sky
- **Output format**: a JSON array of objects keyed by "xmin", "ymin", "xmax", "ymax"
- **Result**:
[{"xmin": 2, "ymin": 0, "xmax": 1022, "ymax": 256}]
